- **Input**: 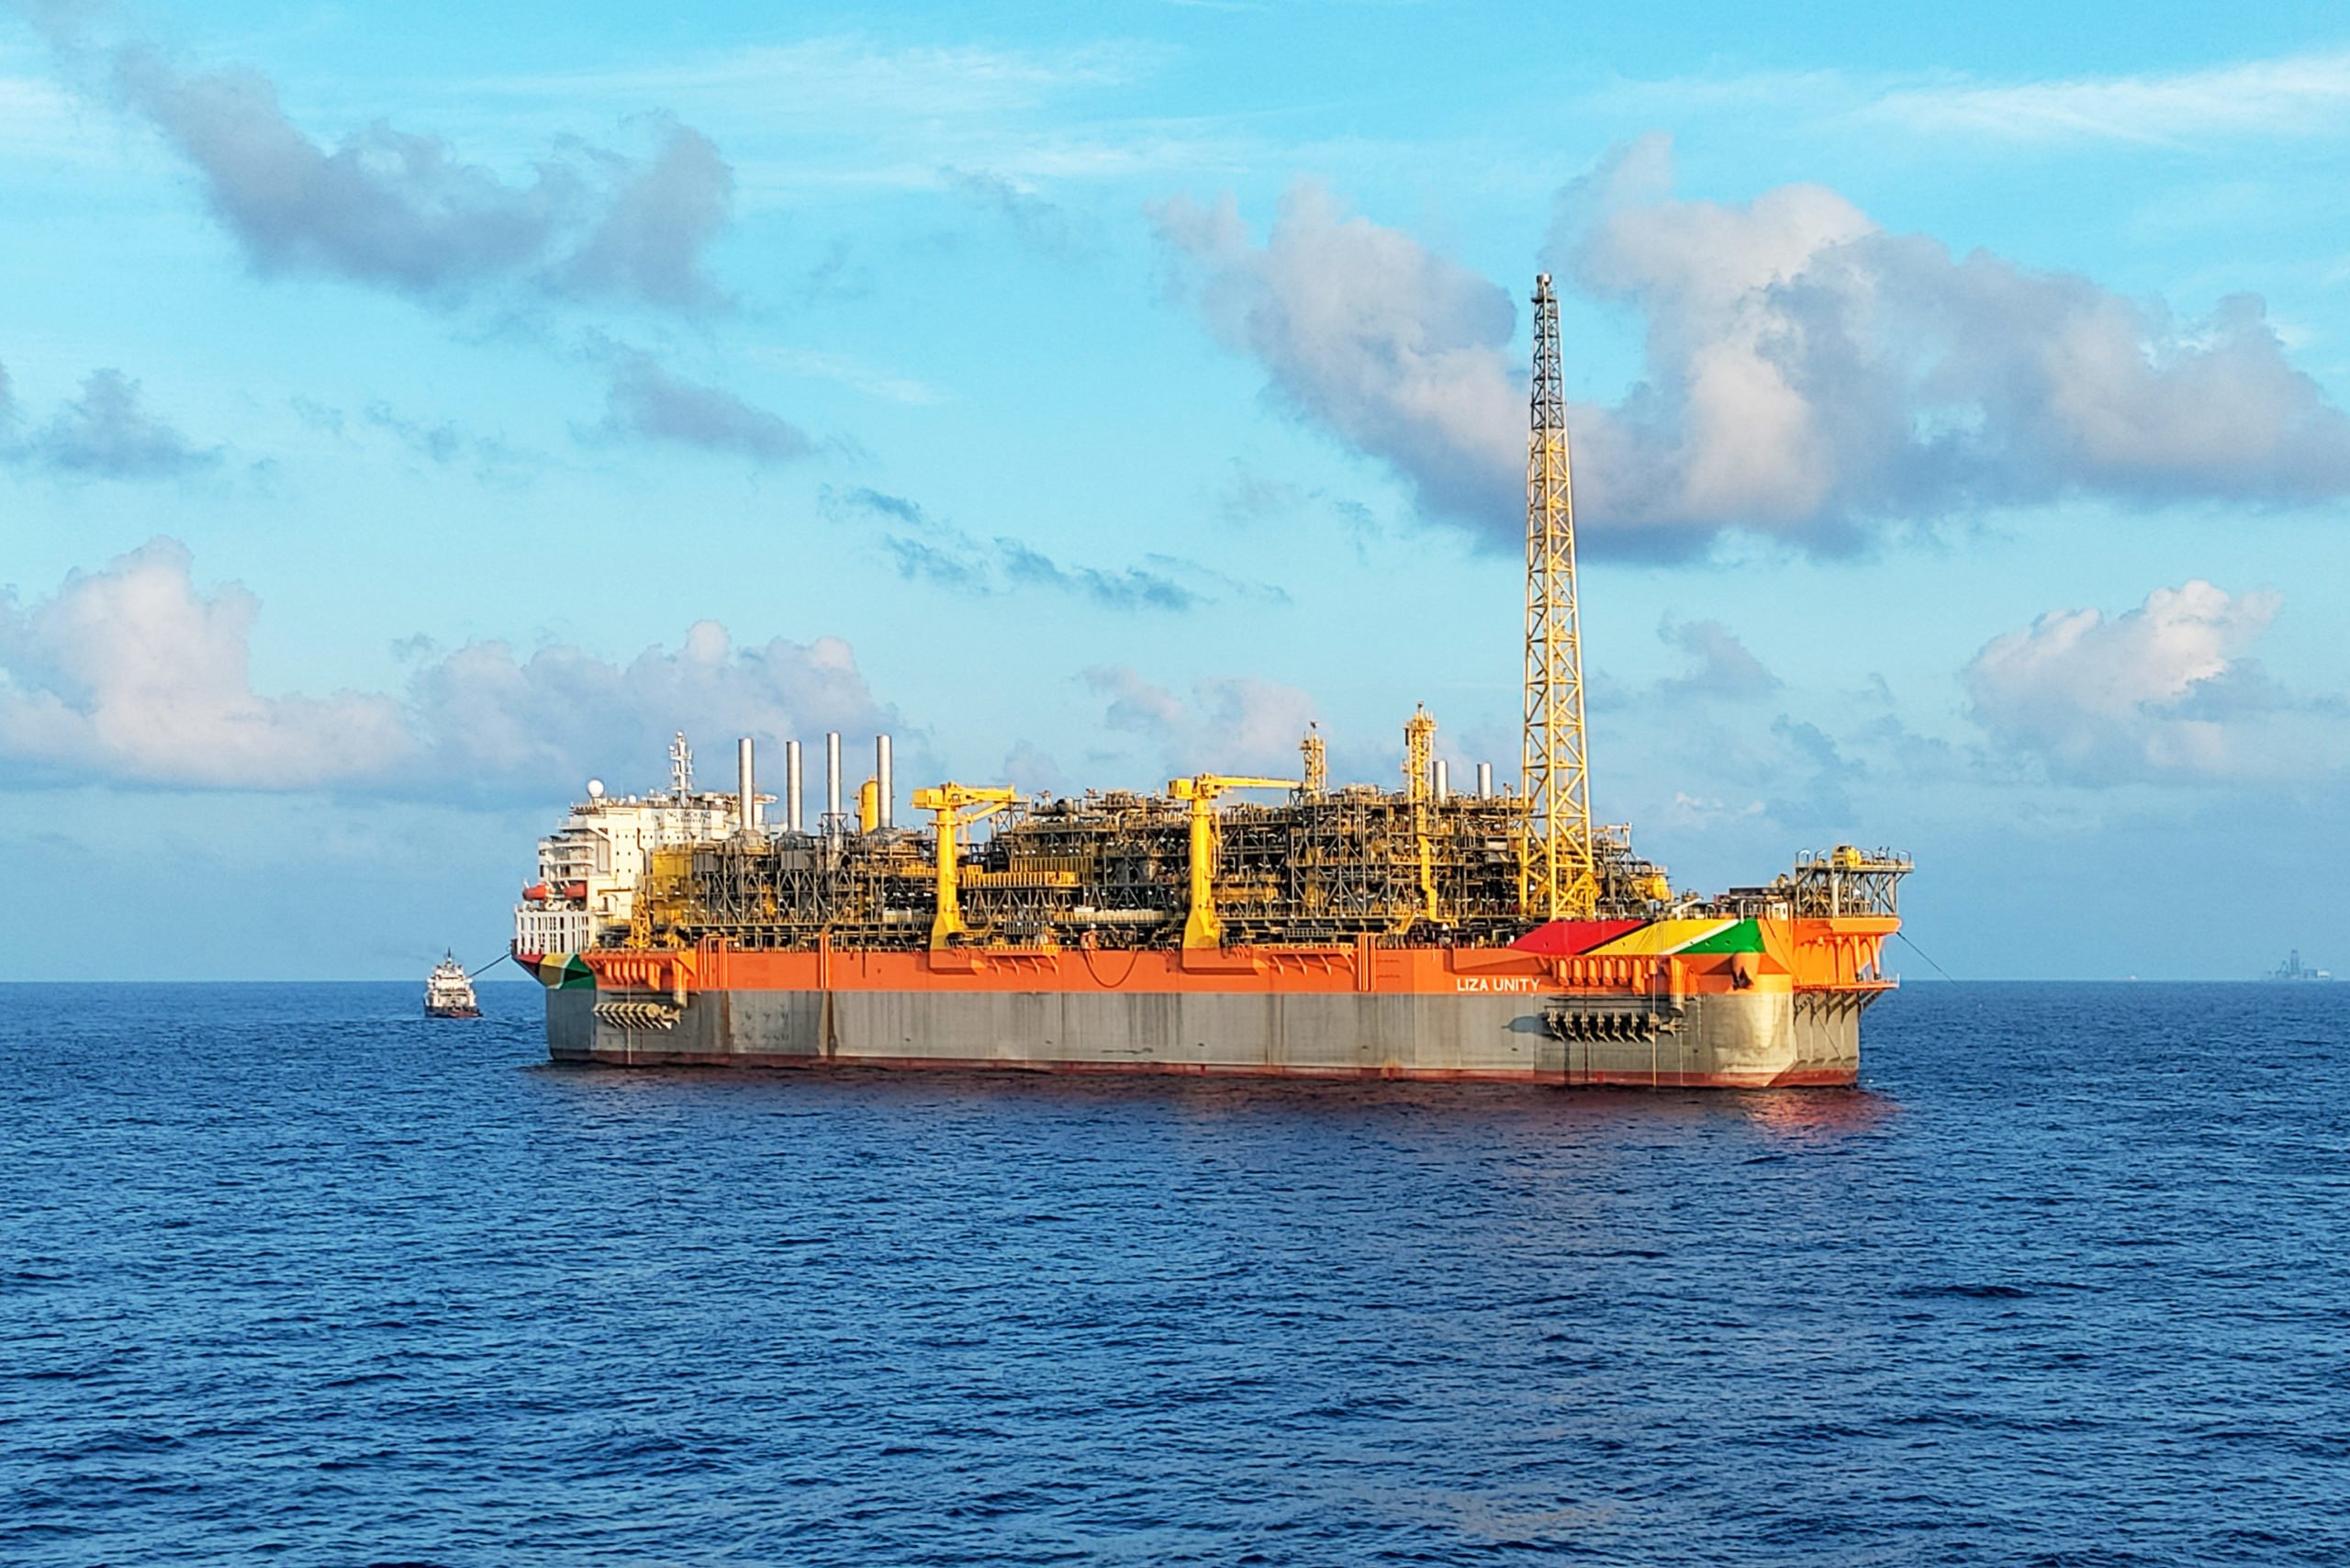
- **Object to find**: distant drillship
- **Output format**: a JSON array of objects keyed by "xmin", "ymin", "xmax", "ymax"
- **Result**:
[
  {"xmin": 2266, "ymin": 950, "xmax": 2332, "ymax": 982},
  {"xmin": 425, "ymin": 953, "xmax": 481, "ymax": 1018}
]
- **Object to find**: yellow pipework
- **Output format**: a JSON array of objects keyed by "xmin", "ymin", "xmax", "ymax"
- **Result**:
[
  {"xmin": 1404, "ymin": 705, "xmax": 1435, "ymax": 804},
  {"xmin": 1418, "ymin": 834, "xmax": 1438, "ymax": 924},
  {"xmin": 1403, "ymin": 706, "xmax": 1440, "ymax": 924},
  {"xmin": 1168, "ymin": 774, "xmax": 1299, "ymax": 949},
  {"xmin": 912, "ymin": 783, "xmax": 1019, "ymax": 949}
]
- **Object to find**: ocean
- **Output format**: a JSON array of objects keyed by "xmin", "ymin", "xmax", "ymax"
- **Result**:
[{"xmin": 4, "ymin": 980, "xmax": 2344, "ymax": 1564}]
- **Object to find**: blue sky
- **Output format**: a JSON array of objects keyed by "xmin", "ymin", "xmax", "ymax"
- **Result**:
[{"xmin": 4, "ymin": 0, "xmax": 2348, "ymax": 979}]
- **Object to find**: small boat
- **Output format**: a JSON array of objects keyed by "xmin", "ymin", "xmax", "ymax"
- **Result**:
[{"xmin": 425, "ymin": 952, "xmax": 482, "ymax": 1018}]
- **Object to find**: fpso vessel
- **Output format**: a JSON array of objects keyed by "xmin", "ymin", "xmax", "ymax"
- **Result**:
[{"xmin": 516, "ymin": 275, "xmax": 1910, "ymax": 1086}]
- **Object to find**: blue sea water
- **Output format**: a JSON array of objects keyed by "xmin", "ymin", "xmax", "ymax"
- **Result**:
[{"xmin": 4, "ymin": 981, "xmax": 2345, "ymax": 1565}]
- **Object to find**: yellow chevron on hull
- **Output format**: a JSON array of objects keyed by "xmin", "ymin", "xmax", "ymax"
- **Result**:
[{"xmin": 1585, "ymin": 918, "xmax": 1738, "ymax": 956}]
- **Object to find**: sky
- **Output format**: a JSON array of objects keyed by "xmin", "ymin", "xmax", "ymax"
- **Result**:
[{"xmin": 4, "ymin": 0, "xmax": 2348, "ymax": 980}]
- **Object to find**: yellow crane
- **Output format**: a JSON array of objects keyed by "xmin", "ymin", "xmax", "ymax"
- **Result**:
[
  {"xmin": 1167, "ymin": 774, "xmax": 1299, "ymax": 949},
  {"xmin": 910, "ymin": 782, "xmax": 1020, "ymax": 949}
]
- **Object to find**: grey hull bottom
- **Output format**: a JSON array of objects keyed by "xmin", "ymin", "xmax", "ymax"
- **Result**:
[{"xmin": 547, "ymin": 986, "xmax": 1874, "ymax": 1087}]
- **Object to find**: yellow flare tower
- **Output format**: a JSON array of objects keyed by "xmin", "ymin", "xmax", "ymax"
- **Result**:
[{"xmin": 1520, "ymin": 274, "xmax": 1598, "ymax": 920}]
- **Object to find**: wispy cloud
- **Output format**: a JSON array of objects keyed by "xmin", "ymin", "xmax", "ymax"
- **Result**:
[
  {"xmin": 466, "ymin": 37, "xmax": 1157, "ymax": 120},
  {"xmin": 590, "ymin": 347, "xmax": 814, "ymax": 465},
  {"xmin": 942, "ymin": 167, "xmax": 1090, "ymax": 256},
  {"xmin": 1652, "ymin": 619, "xmax": 1781, "ymax": 703},
  {"xmin": 758, "ymin": 346, "xmax": 946, "ymax": 406},
  {"xmin": 455, "ymin": 36, "xmax": 1245, "ymax": 199},
  {"xmin": 0, "ymin": 68, "xmax": 97, "ymax": 165},
  {"xmin": 1581, "ymin": 65, "xmax": 1853, "ymax": 119},
  {"xmin": 31, "ymin": 368, "xmax": 218, "ymax": 477},
  {"xmin": 828, "ymin": 487, "xmax": 1210, "ymax": 610},
  {"xmin": 363, "ymin": 402, "xmax": 521, "ymax": 470},
  {"xmin": 288, "ymin": 396, "xmax": 528, "ymax": 474},
  {"xmin": 1593, "ymin": 50, "xmax": 2350, "ymax": 149},
  {"xmin": 23, "ymin": 10, "xmax": 738, "ymax": 311},
  {"xmin": 1866, "ymin": 50, "xmax": 2350, "ymax": 145},
  {"xmin": 1, "ymin": 360, "xmax": 218, "ymax": 480},
  {"xmin": 112, "ymin": 46, "xmax": 737, "ymax": 308}
]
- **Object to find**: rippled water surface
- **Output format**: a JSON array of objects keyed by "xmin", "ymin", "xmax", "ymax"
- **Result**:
[{"xmin": 5, "ymin": 981, "xmax": 2346, "ymax": 1564}]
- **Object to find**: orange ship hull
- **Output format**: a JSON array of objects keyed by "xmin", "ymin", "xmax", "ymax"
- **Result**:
[{"xmin": 533, "ymin": 916, "xmax": 1897, "ymax": 1088}]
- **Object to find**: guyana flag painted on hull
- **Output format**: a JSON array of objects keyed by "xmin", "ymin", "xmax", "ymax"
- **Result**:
[
  {"xmin": 532, "ymin": 953, "xmax": 596, "ymax": 991},
  {"xmin": 1510, "ymin": 917, "xmax": 1766, "ymax": 956}
]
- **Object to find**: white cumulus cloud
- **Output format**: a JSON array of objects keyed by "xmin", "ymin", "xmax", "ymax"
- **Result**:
[
  {"xmin": 0, "ymin": 540, "xmax": 410, "ymax": 788},
  {"xmin": 1557, "ymin": 138, "xmax": 2350, "ymax": 544},
  {"xmin": 0, "ymin": 540, "xmax": 891, "ymax": 798},
  {"xmin": 1153, "ymin": 183, "xmax": 1522, "ymax": 527},
  {"xmin": 1084, "ymin": 664, "xmax": 1321, "ymax": 781},
  {"xmin": 1154, "ymin": 143, "xmax": 2350, "ymax": 555},
  {"xmin": 1962, "ymin": 580, "xmax": 2332, "ymax": 784}
]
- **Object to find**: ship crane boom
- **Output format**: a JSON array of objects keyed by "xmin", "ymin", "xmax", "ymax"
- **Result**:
[
  {"xmin": 1168, "ymin": 775, "xmax": 1301, "ymax": 950},
  {"xmin": 912, "ymin": 783, "xmax": 1021, "ymax": 949}
]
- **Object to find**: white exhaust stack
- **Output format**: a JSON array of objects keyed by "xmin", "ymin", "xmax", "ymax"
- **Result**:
[
  {"xmin": 785, "ymin": 740, "xmax": 804, "ymax": 833},
  {"xmin": 826, "ymin": 732, "xmax": 843, "ymax": 829},
  {"xmin": 1476, "ymin": 762, "xmax": 1492, "ymax": 798},
  {"xmin": 737, "ymin": 737, "xmax": 757, "ymax": 834},
  {"xmin": 1432, "ymin": 758, "xmax": 1449, "ymax": 801},
  {"xmin": 876, "ymin": 734, "xmax": 894, "ymax": 829}
]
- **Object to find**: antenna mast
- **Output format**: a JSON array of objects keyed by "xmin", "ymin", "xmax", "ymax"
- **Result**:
[{"xmin": 1520, "ymin": 274, "xmax": 1597, "ymax": 920}]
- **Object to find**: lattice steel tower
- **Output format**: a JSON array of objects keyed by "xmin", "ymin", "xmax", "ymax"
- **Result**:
[{"xmin": 1520, "ymin": 274, "xmax": 1597, "ymax": 919}]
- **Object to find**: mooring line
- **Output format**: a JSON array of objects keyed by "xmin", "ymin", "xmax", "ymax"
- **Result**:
[{"xmin": 1896, "ymin": 928, "xmax": 1958, "ymax": 982}]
